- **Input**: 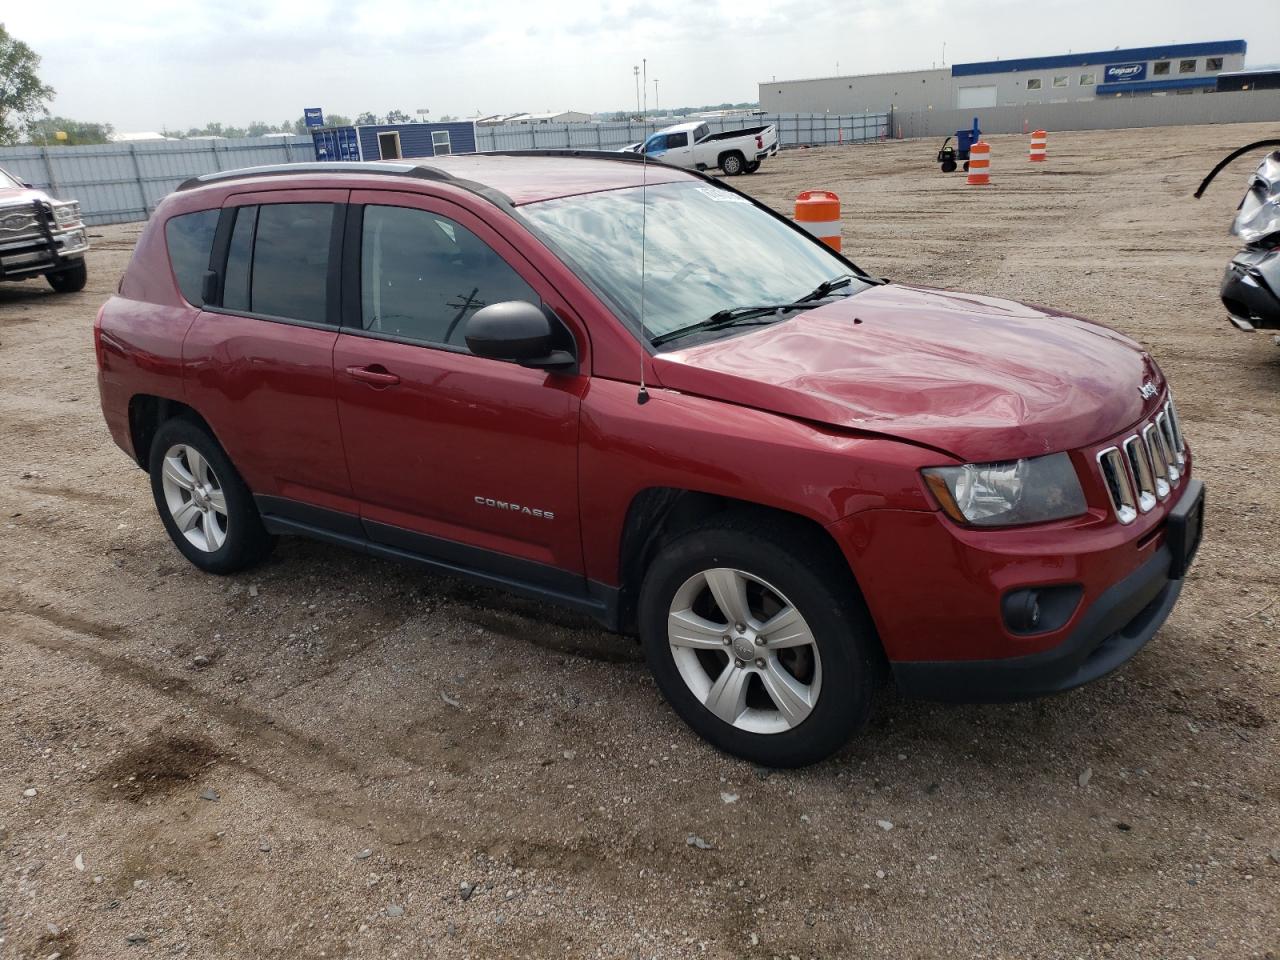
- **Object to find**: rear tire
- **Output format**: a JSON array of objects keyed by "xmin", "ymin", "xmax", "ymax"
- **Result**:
[
  {"xmin": 743, "ymin": 160, "xmax": 761, "ymax": 174},
  {"xmin": 148, "ymin": 418, "xmax": 274, "ymax": 574},
  {"xmin": 46, "ymin": 261, "xmax": 87, "ymax": 293},
  {"xmin": 940, "ymin": 159, "xmax": 957, "ymax": 173},
  {"xmin": 719, "ymin": 152, "xmax": 746, "ymax": 176},
  {"xmin": 638, "ymin": 515, "xmax": 880, "ymax": 767}
]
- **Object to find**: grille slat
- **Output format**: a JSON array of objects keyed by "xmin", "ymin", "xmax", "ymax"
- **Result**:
[
  {"xmin": 1123, "ymin": 435, "xmax": 1157, "ymax": 513},
  {"xmin": 1097, "ymin": 447, "xmax": 1137, "ymax": 524}
]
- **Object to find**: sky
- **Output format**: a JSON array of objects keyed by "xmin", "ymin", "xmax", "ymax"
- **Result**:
[{"xmin": 6, "ymin": 0, "xmax": 1280, "ymax": 132}]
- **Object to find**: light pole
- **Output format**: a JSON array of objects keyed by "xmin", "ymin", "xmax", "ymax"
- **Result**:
[
  {"xmin": 654, "ymin": 78, "xmax": 660, "ymax": 116},
  {"xmin": 633, "ymin": 65, "xmax": 640, "ymax": 118}
]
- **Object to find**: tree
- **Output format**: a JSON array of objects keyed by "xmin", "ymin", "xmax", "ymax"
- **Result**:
[
  {"xmin": 384, "ymin": 108, "xmax": 410, "ymax": 124},
  {"xmin": 355, "ymin": 111, "xmax": 379, "ymax": 126},
  {"xmin": 246, "ymin": 120, "xmax": 273, "ymax": 137},
  {"xmin": 26, "ymin": 115, "xmax": 113, "ymax": 145},
  {"xmin": 0, "ymin": 23, "xmax": 55, "ymax": 145}
]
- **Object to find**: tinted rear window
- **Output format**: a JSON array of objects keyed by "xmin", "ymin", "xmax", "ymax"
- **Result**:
[
  {"xmin": 250, "ymin": 204, "xmax": 334, "ymax": 324},
  {"xmin": 220, "ymin": 203, "xmax": 334, "ymax": 324},
  {"xmin": 164, "ymin": 209, "xmax": 219, "ymax": 305},
  {"xmin": 222, "ymin": 206, "xmax": 256, "ymax": 312}
]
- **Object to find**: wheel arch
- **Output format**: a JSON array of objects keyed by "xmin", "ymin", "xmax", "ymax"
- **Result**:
[
  {"xmin": 718, "ymin": 149, "xmax": 746, "ymax": 171},
  {"xmin": 615, "ymin": 487, "xmax": 870, "ymax": 637},
  {"xmin": 127, "ymin": 394, "xmax": 217, "ymax": 470}
]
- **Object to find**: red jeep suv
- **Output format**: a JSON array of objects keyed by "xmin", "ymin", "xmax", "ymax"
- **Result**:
[{"xmin": 95, "ymin": 154, "xmax": 1204, "ymax": 766}]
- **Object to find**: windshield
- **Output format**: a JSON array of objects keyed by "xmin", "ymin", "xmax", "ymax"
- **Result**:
[
  {"xmin": 520, "ymin": 181, "xmax": 868, "ymax": 344},
  {"xmin": 0, "ymin": 167, "xmax": 23, "ymax": 189}
]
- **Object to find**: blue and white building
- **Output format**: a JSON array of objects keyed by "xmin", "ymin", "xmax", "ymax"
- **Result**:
[
  {"xmin": 312, "ymin": 121, "xmax": 478, "ymax": 163},
  {"xmin": 760, "ymin": 40, "xmax": 1249, "ymax": 114}
]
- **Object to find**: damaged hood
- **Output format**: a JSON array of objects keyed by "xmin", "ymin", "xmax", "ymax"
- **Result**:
[{"xmin": 653, "ymin": 284, "xmax": 1164, "ymax": 463}]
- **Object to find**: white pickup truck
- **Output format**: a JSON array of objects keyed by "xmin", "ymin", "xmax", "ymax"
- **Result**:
[
  {"xmin": 628, "ymin": 121, "xmax": 779, "ymax": 176},
  {"xmin": 0, "ymin": 165, "xmax": 89, "ymax": 293}
]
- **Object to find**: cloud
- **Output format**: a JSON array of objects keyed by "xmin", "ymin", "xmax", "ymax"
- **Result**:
[{"xmin": 2, "ymin": 0, "xmax": 1275, "ymax": 129}]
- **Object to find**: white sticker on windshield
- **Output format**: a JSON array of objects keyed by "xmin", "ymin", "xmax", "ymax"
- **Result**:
[{"xmin": 695, "ymin": 187, "xmax": 750, "ymax": 203}]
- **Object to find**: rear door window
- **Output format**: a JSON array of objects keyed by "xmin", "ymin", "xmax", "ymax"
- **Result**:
[
  {"xmin": 222, "ymin": 206, "xmax": 256, "ymax": 312},
  {"xmin": 359, "ymin": 204, "xmax": 538, "ymax": 349},
  {"xmin": 164, "ymin": 209, "xmax": 219, "ymax": 306},
  {"xmin": 221, "ymin": 202, "xmax": 335, "ymax": 324},
  {"xmin": 666, "ymin": 132, "xmax": 689, "ymax": 148}
]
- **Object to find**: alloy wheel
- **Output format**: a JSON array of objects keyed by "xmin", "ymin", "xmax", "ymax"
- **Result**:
[
  {"xmin": 160, "ymin": 443, "xmax": 228, "ymax": 552},
  {"xmin": 666, "ymin": 567, "xmax": 822, "ymax": 734}
]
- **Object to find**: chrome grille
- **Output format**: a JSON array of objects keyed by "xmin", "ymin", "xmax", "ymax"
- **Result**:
[
  {"xmin": 1099, "ymin": 398, "xmax": 1187, "ymax": 523},
  {"xmin": 0, "ymin": 207, "xmax": 39, "ymax": 236}
]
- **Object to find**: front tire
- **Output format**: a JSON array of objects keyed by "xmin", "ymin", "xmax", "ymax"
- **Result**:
[
  {"xmin": 719, "ymin": 152, "xmax": 745, "ymax": 176},
  {"xmin": 638, "ymin": 516, "xmax": 879, "ymax": 767},
  {"xmin": 46, "ymin": 261, "xmax": 87, "ymax": 293},
  {"xmin": 148, "ymin": 418, "xmax": 273, "ymax": 574}
]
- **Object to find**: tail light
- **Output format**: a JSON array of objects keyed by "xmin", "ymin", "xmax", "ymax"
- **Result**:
[
  {"xmin": 93, "ymin": 302, "xmax": 108, "ymax": 369},
  {"xmin": 755, "ymin": 135, "xmax": 763, "ymax": 149}
]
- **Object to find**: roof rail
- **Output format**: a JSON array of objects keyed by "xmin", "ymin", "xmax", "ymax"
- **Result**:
[{"xmin": 175, "ymin": 161, "xmax": 457, "ymax": 192}]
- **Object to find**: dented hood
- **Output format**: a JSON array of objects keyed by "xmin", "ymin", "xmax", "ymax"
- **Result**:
[{"xmin": 653, "ymin": 284, "xmax": 1164, "ymax": 463}]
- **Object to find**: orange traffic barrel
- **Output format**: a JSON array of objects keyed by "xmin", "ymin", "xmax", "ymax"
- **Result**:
[
  {"xmin": 1029, "ymin": 129, "xmax": 1047, "ymax": 162},
  {"xmin": 794, "ymin": 191, "xmax": 841, "ymax": 250},
  {"xmin": 967, "ymin": 141, "xmax": 991, "ymax": 185}
]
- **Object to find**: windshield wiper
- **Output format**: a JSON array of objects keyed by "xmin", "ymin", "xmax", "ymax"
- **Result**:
[
  {"xmin": 650, "ymin": 303, "xmax": 815, "ymax": 347},
  {"xmin": 650, "ymin": 273, "xmax": 880, "ymax": 347},
  {"xmin": 793, "ymin": 274, "xmax": 858, "ymax": 304}
]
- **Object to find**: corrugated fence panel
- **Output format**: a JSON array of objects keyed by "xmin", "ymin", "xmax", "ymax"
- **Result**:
[
  {"xmin": 0, "ymin": 118, "xmax": 892, "ymax": 225},
  {"xmin": 10, "ymin": 95, "xmax": 1276, "ymax": 224},
  {"xmin": 0, "ymin": 137, "xmax": 314, "ymax": 225}
]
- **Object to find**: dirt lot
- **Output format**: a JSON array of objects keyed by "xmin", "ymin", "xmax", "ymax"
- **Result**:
[{"xmin": 2, "ymin": 123, "xmax": 1278, "ymax": 960}]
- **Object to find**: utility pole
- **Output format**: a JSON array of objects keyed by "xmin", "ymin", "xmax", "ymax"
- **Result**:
[
  {"xmin": 654, "ymin": 78, "xmax": 660, "ymax": 116},
  {"xmin": 633, "ymin": 65, "xmax": 640, "ymax": 117}
]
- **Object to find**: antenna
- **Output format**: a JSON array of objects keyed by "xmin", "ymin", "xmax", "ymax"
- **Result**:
[{"xmin": 637, "ymin": 58, "xmax": 651, "ymax": 405}]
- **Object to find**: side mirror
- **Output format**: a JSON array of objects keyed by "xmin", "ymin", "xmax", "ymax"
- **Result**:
[{"xmin": 464, "ymin": 301, "xmax": 578, "ymax": 374}]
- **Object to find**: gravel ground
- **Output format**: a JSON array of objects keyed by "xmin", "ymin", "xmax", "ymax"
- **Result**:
[{"xmin": 2, "ymin": 122, "xmax": 1278, "ymax": 960}]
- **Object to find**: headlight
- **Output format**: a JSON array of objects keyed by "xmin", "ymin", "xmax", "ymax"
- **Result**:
[
  {"xmin": 60, "ymin": 228, "xmax": 88, "ymax": 251},
  {"xmin": 51, "ymin": 201, "xmax": 82, "ymax": 228},
  {"xmin": 923, "ymin": 452, "xmax": 1086, "ymax": 527}
]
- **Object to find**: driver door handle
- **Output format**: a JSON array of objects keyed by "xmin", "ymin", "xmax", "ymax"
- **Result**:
[{"xmin": 345, "ymin": 364, "xmax": 401, "ymax": 387}]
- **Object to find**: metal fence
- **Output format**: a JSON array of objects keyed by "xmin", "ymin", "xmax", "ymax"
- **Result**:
[
  {"xmin": 0, "ymin": 137, "xmax": 312, "ymax": 225},
  {"xmin": 474, "ymin": 112, "xmax": 888, "ymax": 152},
  {"xmin": 0, "ymin": 113, "xmax": 888, "ymax": 226}
]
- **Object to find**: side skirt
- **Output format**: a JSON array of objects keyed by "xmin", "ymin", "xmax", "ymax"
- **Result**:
[{"xmin": 255, "ymin": 495, "xmax": 620, "ymax": 630}]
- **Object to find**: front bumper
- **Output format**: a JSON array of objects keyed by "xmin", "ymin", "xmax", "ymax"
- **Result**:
[
  {"xmin": 890, "ymin": 478, "xmax": 1203, "ymax": 702},
  {"xmin": 0, "ymin": 203, "xmax": 89, "ymax": 281}
]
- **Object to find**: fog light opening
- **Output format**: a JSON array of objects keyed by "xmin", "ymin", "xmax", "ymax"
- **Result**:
[{"xmin": 1002, "ymin": 584, "xmax": 1083, "ymax": 637}]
